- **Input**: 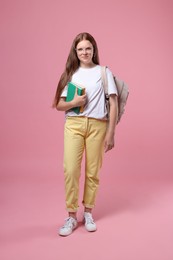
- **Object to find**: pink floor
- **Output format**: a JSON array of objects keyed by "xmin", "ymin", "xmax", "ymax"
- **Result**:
[{"xmin": 1, "ymin": 160, "xmax": 173, "ymax": 260}]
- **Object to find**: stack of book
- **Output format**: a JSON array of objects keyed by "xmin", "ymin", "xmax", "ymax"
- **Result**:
[{"xmin": 66, "ymin": 82, "xmax": 85, "ymax": 114}]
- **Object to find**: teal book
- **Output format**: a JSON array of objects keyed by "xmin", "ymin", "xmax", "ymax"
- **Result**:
[{"xmin": 66, "ymin": 82, "xmax": 85, "ymax": 114}]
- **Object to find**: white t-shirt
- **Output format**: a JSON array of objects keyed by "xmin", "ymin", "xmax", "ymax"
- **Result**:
[{"xmin": 61, "ymin": 65, "xmax": 118, "ymax": 120}]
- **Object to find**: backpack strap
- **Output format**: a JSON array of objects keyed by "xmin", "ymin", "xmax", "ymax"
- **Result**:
[
  {"xmin": 101, "ymin": 66, "xmax": 108, "ymax": 96},
  {"xmin": 101, "ymin": 66, "xmax": 110, "ymax": 118}
]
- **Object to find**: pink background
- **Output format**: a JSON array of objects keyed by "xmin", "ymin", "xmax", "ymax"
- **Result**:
[{"xmin": 1, "ymin": 0, "xmax": 173, "ymax": 259}]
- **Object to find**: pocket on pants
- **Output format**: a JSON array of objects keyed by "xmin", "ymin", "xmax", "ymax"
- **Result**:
[{"xmin": 65, "ymin": 117, "xmax": 85, "ymax": 138}]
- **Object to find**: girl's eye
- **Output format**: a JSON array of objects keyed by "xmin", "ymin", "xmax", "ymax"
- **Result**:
[{"xmin": 76, "ymin": 47, "xmax": 93, "ymax": 53}]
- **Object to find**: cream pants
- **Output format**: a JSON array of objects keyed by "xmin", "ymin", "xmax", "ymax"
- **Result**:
[{"xmin": 64, "ymin": 116, "xmax": 107, "ymax": 212}]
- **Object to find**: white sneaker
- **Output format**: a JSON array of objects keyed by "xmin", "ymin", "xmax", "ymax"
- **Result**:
[
  {"xmin": 84, "ymin": 212, "xmax": 97, "ymax": 232},
  {"xmin": 59, "ymin": 217, "xmax": 77, "ymax": 236}
]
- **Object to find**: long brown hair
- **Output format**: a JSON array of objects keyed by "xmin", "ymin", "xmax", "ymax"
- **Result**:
[{"xmin": 52, "ymin": 32, "xmax": 100, "ymax": 108}]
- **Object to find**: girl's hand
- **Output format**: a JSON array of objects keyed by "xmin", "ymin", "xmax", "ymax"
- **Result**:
[
  {"xmin": 72, "ymin": 88, "xmax": 87, "ymax": 107},
  {"xmin": 104, "ymin": 131, "xmax": 115, "ymax": 153}
]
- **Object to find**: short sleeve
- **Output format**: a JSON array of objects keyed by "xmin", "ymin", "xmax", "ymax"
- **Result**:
[
  {"xmin": 61, "ymin": 86, "xmax": 68, "ymax": 97},
  {"xmin": 106, "ymin": 67, "xmax": 118, "ymax": 96}
]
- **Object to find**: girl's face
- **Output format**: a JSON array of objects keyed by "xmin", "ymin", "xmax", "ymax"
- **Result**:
[{"xmin": 76, "ymin": 40, "xmax": 95, "ymax": 67}]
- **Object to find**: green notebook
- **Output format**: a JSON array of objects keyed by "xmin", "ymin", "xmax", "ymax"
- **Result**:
[{"xmin": 66, "ymin": 82, "xmax": 85, "ymax": 114}]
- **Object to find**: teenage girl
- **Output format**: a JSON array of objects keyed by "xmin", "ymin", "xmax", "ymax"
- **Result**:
[{"xmin": 53, "ymin": 32, "xmax": 118, "ymax": 236}]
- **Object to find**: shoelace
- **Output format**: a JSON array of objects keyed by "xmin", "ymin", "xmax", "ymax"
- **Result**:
[{"xmin": 62, "ymin": 217, "xmax": 75, "ymax": 229}]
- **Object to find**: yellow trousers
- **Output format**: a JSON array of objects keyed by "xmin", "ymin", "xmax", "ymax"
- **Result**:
[{"xmin": 64, "ymin": 116, "xmax": 107, "ymax": 212}]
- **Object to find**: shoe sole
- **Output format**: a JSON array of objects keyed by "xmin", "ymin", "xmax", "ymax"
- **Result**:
[{"xmin": 59, "ymin": 225, "xmax": 77, "ymax": 237}]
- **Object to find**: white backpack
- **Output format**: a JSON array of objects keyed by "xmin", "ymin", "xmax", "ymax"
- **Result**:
[{"xmin": 101, "ymin": 66, "xmax": 129, "ymax": 124}]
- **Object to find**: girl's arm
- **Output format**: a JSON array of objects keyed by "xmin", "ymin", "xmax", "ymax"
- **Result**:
[
  {"xmin": 104, "ymin": 94, "xmax": 118, "ymax": 153},
  {"xmin": 56, "ymin": 89, "xmax": 87, "ymax": 111}
]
